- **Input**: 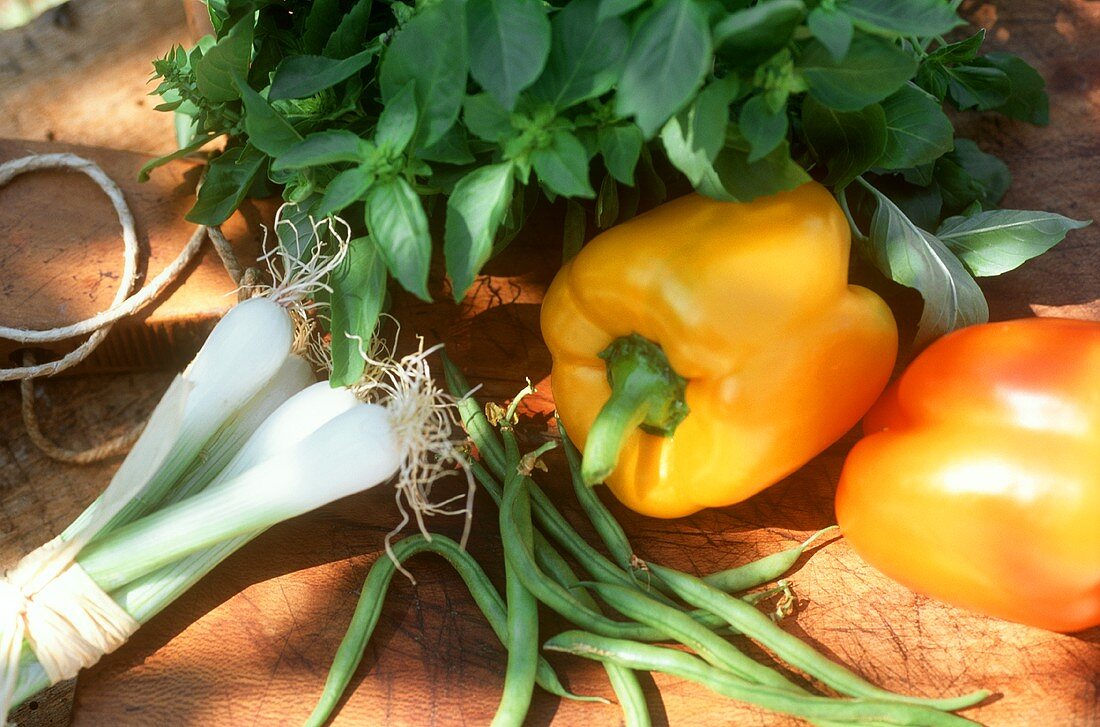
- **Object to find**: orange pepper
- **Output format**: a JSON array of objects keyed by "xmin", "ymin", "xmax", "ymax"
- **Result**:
[
  {"xmin": 836, "ymin": 317, "xmax": 1100, "ymax": 632},
  {"xmin": 542, "ymin": 183, "xmax": 898, "ymax": 518}
]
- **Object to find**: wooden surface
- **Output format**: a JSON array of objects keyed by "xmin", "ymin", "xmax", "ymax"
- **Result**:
[{"xmin": 1, "ymin": 1, "xmax": 1099, "ymax": 726}]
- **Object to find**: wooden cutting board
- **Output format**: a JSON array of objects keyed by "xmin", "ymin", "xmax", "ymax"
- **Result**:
[{"xmin": 1, "ymin": 0, "xmax": 1098, "ymax": 725}]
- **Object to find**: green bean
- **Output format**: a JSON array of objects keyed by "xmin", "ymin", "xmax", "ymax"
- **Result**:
[
  {"xmin": 580, "ymin": 581, "xmax": 804, "ymax": 692},
  {"xmin": 493, "ymin": 465, "xmax": 541, "ymax": 726},
  {"xmin": 559, "ymin": 420, "xmax": 635, "ymax": 570},
  {"xmin": 545, "ymin": 631, "xmax": 981, "ymax": 727},
  {"xmin": 703, "ymin": 526, "xmax": 840, "ymax": 593},
  {"xmin": 647, "ymin": 563, "xmax": 991, "ymax": 712},
  {"xmin": 470, "ymin": 459, "xmax": 604, "ymax": 614},
  {"xmin": 603, "ymin": 662, "xmax": 652, "ymax": 727},
  {"xmin": 305, "ymin": 535, "xmax": 597, "ymax": 727},
  {"xmin": 442, "ymin": 353, "xmax": 509, "ymax": 475}
]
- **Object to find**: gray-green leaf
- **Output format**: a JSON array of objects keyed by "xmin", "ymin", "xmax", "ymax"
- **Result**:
[
  {"xmin": 807, "ymin": 5, "xmax": 854, "ymax": 61},
  {"xmin": 528, "ymin": 0, "xmax": 629, "ymax": 110},
  {"xmin": 379, "ymin": 0, "xmax": 469, "ymax": 147},
  {"xmin": 194, "ymin": 17, "xmax": 254, "ymax": 102},
  {"xmin": 799, "ymin": 34, "xmax": 917, "ymax": 111},
  {"xmin": 269, "ymin": 47, "xmax": 378, "ymax": 100},
  {"xmin": 235, "ymin": 74, "xmax": 302, "ymax": 157},
  {"xmin": 802, "ymin": 96, "xmax": 886, "ymax": 189},
  {"xmin": 713, "ymin": 0, "xmax": 805, "ymax": 68},
  {"xmin": 697, "ymin": 135, "xmax": 810, "ymax": 202},
  {"xmin": 186, "ymin": 145, "xmax": 266, "ymax": 225},
  {"xmin": 877, "ymin": 83, "xmax": 954, "ymax": 170},
  {"xmin": 444, "ymin": 162, "xmax": 516, "ymax": 300},
  {"xmin": 661, "ymin": 75, "xmax": 738, "ymax": 186},
  {"xmin": 937, "ymin": 209, "xmax": 1090, "ymax": 276},
  {"xmin": 616, "ymin": 0, "xmax": 712, "ymax": 137},
  {"xmin": 982, "ymin": 52, "xmax": 1049, "ymax": 125},
  {"xmin": 838, "ymin": 0, "xmax": 963, "ymax": 37},
  {"xmin": 375, "ymin": 82, "xmax": 419, "ymax": 153},
  {"xmin": 365, "ymin": 178, "xmax": 433, "ymax": 300},
  {"xmin": 467, "ymin": 0, "xmax": 551, "ymax": 110},
  {"xmin": 329, "ymin": 236, "xmax": 388, "ymax": 387},
  {"xmin": 273, "ymin": 130, "xmax": 369, "ymax": 171},
  {"xmin": 739, "ymin": 94, "xmax": 789, "ymax": 163},
  {"xmin": 317, "ymin": 167, "xmax": 375, "ymax": 216},
  {"xmin": 532, "ymin": 129, "xmax": 595, "ymax": 198},
  {"xmin": 862, "ymin": 181, "xmax": 988, "ymax": 344},
  {"xmin": 598, "ymin": 123, "xmax": 645, "ymax": 185}
]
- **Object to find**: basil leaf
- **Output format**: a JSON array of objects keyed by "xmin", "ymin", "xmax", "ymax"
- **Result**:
[
  {"xmin": 598, "ymin": 123, "xmax": 645, "ymax": 185},
  {"xmin": 444, "ymin": 162, "xmax": 516, "ymax": 300},
  {"xmin": 799, "ymin": 34, "xmax": 917, "ymax": 111},
  {"xmin": 380, "ymin": 0, "xmax": 468, "ymax": 148},
  {"xmin": 365, "ymin": 177, "xmax": 433, "ymax": 301},
  {"xmin": 616, "ymin": 0, "xmax": 712, "ymax": 137},
  {"xmin": 862, "ymin": 182, "xmax": 988, "ymax": 345},
  {"xmin": 194, "ymin": 17, "xmax": 254, "ymax": 102},
  {"xmin": 269, "ymin": 47, "xmax": 379, "ymax": 100},
  {"xmin": 531, "ymin": 129, "xmax": 595, "ymax": 198},
  {"xmin": 417, "ymin": 124, "xmax": 476, "ymax": 164},
  {"xmin": 713, "ymin": 0, "xmax": 805, "ymax": 68},
  {"xmin": 934, "ymin": 139, "xmax": 1010, "ymax": 214},
  {"xmin": 273, "ymin": 130, "xmax": 369, "ymax": 171},
  {"xmin": 888, "ymin": 179, "xmax": 943, "ymax": 230},
  {"xmin": 464, "ymin": 93, "xmax": 513, "ymax": 143},
  {"xmin": 302, "ymin": 0, "xmax": 343, "ymax": 54},
  {"xmin": 467, "ymin": 0, "xmax": 551, "ymax": 110},
  {"xmin": 186, "ymin": 145, "xmax": 266, "ymax": 225},
  {"xmin": 139, "ymin": 134, "xmax": 218, "ymax": 182},
  {"xmin": 329, "ymin": 236, "xmax": 388, "ymax": 387},
  {"xmin": 937, "ymin": 210, "xmax": 1090, "ymax": 276},
  {"xmin": 661, "ymin": 75, "xmax": 738, "ymax": 186},
  {"xmin": 324, "ymin": 0, "xmax": 375, "ymax": 59},
  {"xmin": 739, "ymin": 94, "xmax": 789, "ymax": 163},
  {"xmin": 944, "ymin": 60, "xmax": 1011, "ymax": 110},
  {"xmin": 317, "ymin": 167, "xmax": 375, "ymax": 216},
  {"xmin": 697, "ymin": 135, "xmax": 810, "ymax": 202},
  {"xmin": 838, "ymin": 0, "xmax": 963, "ymax": 37},
  {"xmin": 982, "ymin": 52, "xmax": 1049, "ymax": 125},
  {"xmin": 926, "ymin": 29, "xmax": 985, "ymax": 64},
  {"xmin": 528, "ymin": 0, "xmax": 629, "ymax": 110},
  {"xmin": 877, "ymin": 83, "xmax": 954, "ymax": 170},
  {"xmin": 596, "ymin": 172, "xmax": 619, "ymax": 228},
  {"xmin": 375, "ymin": 82, "xmax": 418, "ymax": 153},
  {"xmin": 235, "ymin": 75, "xmax": 302, "ymax": 157},
  {"xmin": 563, "ymin": 199, "xmax": 587, "ymax": 261},
  {"xmin": 807, "ymin": 5, "xmax": 854, "ymax": 62},
  {"xmin": 802, "ymin": 96, "xmax": 886, "ymax": 189},
  {"xmin": 597, "ymin": 0, "xmax": 646, "ymax": 19}
]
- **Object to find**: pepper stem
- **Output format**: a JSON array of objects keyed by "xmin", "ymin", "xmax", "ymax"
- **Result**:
[{"xmin": 581, "ymin": 334, "xmax": 689, "ymax": 486}]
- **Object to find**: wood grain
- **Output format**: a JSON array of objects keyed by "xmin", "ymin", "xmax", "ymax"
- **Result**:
[{"xmin": 0, "ymin": 1, "xmax": 1098, "ymax": 726}]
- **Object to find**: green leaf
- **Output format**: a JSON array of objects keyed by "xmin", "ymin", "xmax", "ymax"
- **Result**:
[
  {"xmin": 269, "ymin": 47, "xmax": 378, "ymax": 100},
  {"xmin": 317, "ymin": 167, "xmax": 375, "ymax": 216},
  {"xmin": 926, "ymin": 29, "xmax": 984, "ymax": 64},
  {"xmin": 194, "ymin": 17, "xmax": 254, "ymax": 102},
  {"xmin": 934, "ymin": 139, "xmax": 1010, "ymax": 214},
  {"xmin": 799, "ymin": 34, "xmax": 917, "ymax": 111},
  {"xmin": 235, "ymin": 75, "xmax": 302, "ymax": 157},
  {"xmin": 463, "ymin": 93, "xmax": 513, "ymax": 143},
  {"xmin": 982, "ymin": 52, "xmax": 1049, "ymax": 125},
  {"xmin": 807, "ymin": 5, "xmax": 854, "ymax": 62},
  {"xmin": 861, "ymin": 181, "xmax": 988, "ymax": 345},
  {"xmin": 596, "ymin": 172, "xmax": 620, "ymax": 228},
  {"xmin": 936, "ymin": 210, "xmax": 1090, "ymax": 276},
  {"xmin": 944, "ymin": 60, "xmax": 1011, "ymax": 111},
  {"xmin": 597, "ymin": 0, "xmax": 645, "ymax": 19},
  {"xmin": 563, "ymin": 199, "xmax": 587, "ymax": 261},
  {"xmin": 186, "ymin": 145, "xmax": 266, "ymax": 225},
  {"xmin": 838, "ymin": 0, "xmax": 963, "ymax": 37},
  {"xmin": 365, "ymin": 178, "xmax": 433, "ymax": 301},
  {"xmin": 444, "ymin": 162, "xmax": 516, "ymax": 300},
  {"xmin": 329, "ymin": 236, "xmax": 388, "ymax": 387},
  {"xmin": 380, "ymin": 0, "xmax": 469, "ymax": 147},
  {"xmin": 738, "ymin": 94, "xmax": 789, "ymax": 163},
  {"xmin": 697, "ymin": 135, "xmax": 810, "ymax": 202},
  {"xmin": 375, "ymin": 82, "xmax": 418, "ymax": 153},
  {"xmin": 274, "ymin": 196, "xmax": 324, "ymax": 261},
  {"xmin": 598, "ymin": 123, "xmax": 645, "ymax": 185},
  {"xmin": 417, "ymin": 124, "xmax": 476, "ymax": 164},
  {"xmin": 877, "ymin": 83, "xmax": 954, "ymax": 170},
  {"xmin": 802, "ymin": 96, "xmax": 886, "ymax": 189},
  {"xmin": 302, "ymin": 0, "xmax": 343, "ymax": 54},
  {"xmin": 324, "ymin": 0, "xmax": 375, "ymax": 59},
  {"xmin": 532, "ymin": 129, "xmax": 595, "ymax": 198},
  {"xmin": 467, "ymin": 0, "xmax": 551, "ymax": 110},
  {"xmin": 660, "ymin": 75, "xmax": 738, "ymax": 186},
  {"xmin": 138, "ymin": 134, "xmax": 218, "ymax": 182},
  {"xmin": 888, "ymin": 179, "xmax": 943, "ymax": 230},
  {"xmin": 713, "ymin": 0, "xmax": 805, "ymax": 68},
  {"xmin": 528, "ymin": 0, "xmax": 629, "ymax": 109},
  {"xmin": 616, "ymin": 0, "xmax": 713, "ymax": 137},
  {"xmin": 273, "ymin": 130, "xmax": 369, "ymax": 171}
]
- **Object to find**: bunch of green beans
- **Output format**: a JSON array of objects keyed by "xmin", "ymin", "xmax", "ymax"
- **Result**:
[{"xmin": 306, "ymin": 359, "xmax": 991, "ymax": 726}]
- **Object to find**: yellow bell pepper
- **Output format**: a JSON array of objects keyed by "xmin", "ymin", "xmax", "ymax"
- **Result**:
[{"xmin": 541, "ymin": 182, "xmax": 898, "ymax": 518}]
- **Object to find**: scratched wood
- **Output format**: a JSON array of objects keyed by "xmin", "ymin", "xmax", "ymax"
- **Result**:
[{"xmin": 0, "ymin": 1, "xmax": 1098, "ymax": 726}]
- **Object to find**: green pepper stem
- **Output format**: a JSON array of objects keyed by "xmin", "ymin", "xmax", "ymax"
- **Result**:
[{"xmin": 581, "ymin": 335, "xmax": 688, "ymax": 486}]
